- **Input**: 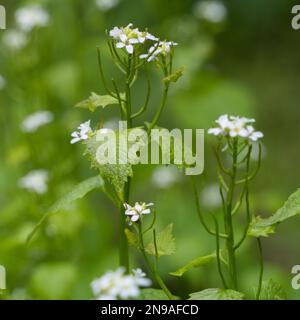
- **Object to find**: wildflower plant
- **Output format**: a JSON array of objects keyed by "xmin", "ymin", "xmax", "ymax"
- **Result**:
[
  {"xmin": 26, "ymin": 23, "xmax": 300, "ymax": 301},
  {"xmin": 28, "ymin": 23, "xmax": 182, "ymax": 299}
]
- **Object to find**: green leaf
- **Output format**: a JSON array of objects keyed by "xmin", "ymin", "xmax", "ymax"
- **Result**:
[
  {"xmin": 248, "ymin": 188, "xmax": 300, "ymax": 237},
  {"xmin": 140, "ymin": 288, "xmax": 170, "ymax": 300},
  {"xmin": 189, "ymin": 288, "xmax": 244, "ymax": 300},
  {"xmin": 247, "ymin": 216, "xmax": 276, "ymax": 238},
  {"xmin": 263, "ymin": 188, "xmax": 300, "ymax": 225},
  {"xmin": 170, "ymin": 253, "xmax": 216, "ymax": 277},
  {"xmin": 163, "ymin": 67, "xmax": 184, "ymax": 84},
  {"xmin": 145, "ymin": 224, "xmax": 176, "ymax": 257},
  {"xmin": 75, "ymin": 92, "xmax": 123, "ymax": 112},
  {"xmin": 125, "ymin": 228, "xmax": 139, "ymax": 248},
  {"xmin": 27, "ymin": 175, "xmax": 105, "ymax": 243},
  {"xmin": 259, "ymin": 279, "xmax": 287, "ymax": 300},
  {"xmin": 84, "ymin": 132, "xmax": 133, "ymax": 193}
]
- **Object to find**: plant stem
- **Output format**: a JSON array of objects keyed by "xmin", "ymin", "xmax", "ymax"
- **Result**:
[
  {"xmin": 119, "ymin": 199, "xmax": 129, "ymax": 272},
  {"xmin": 256, "ymin": 238, "xmax": 264, "ymax": 300},
  {"xmin": 224, "ymin": 139, "xmax": 238, "ymax": 290},
  {"xmin": 138, "ymin": 224, "xmax": 174, "ymax": 300},
  {"xmin": 118, "ymin": 56, "xmax": 133, "ymax": 272},
  {"xmin": 191, "ymin": 176, "xmax": 227, "ymax": 238}
]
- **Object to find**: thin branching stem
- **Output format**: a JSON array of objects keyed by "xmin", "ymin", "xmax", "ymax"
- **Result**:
[
  {"xmin": 210, "ymin": 214, "xmax": 228, "ymax": 289},
  {"xmin": 97, "ymin": 48, "xmax": 118, "ymax": 98},
  {"xmin": 131, "ymin": 64, "xmax": 151, "ymax": 119},
  {"xmin": 191, "ymin": 176, "xmax": 228, "ymax": 239}
]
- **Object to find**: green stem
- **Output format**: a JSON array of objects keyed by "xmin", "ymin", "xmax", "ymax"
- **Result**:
[
  {"xmin": 191, "ymin": 176, "xmax": 227, "ymax": 238},
  {"xmin": 119, "ymin": 200, "xmax": 129, "ymax": 272},
  {"xmin": 148, "ymin": 84, "xmax": 169, "ymax": 131},
  {"xmin": 118, "ymin": 56, "xmax": 134, "ymax": 272},
  {"xmin": 256, "ymin": 238, "xmax": 264, "ymax": 300},
  {"xmin": 224, "ymin": 138, "xmax": 238, "ymax": 290},
  {"xmin": 211, "ymin": 214, "xmax": 228, "ymax": 289},
  {"xmin": 138, "ymin": 223, "xmax": 174, "ymax": 300},
  {"xmin": 234, "ymin": 145, "xmax": 252, "ymax": 250}
]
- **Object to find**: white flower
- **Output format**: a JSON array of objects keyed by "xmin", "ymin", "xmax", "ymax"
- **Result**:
[
  {"xmin": 18, "ymin": 169, "xmax": 49, "ymax": 194},
  {"xmin": 124, "ymin": 202, "xmax": 153, "ymax": 224},
  {"xmin": 2, "ymin": 29, "xmax": 28, "ymax": 50},
  {"xmin": 244, "ymin": 125, "xmax": 264, "ymax": 142},
  {"xmin": 91, "ymin": 267, "xmax": 151, "ymax": 300},
  {"xmin": 151, "ymin": 166, "xmax": 180, "ymax": 189},
  {"xmin": 15, "ymin": 5, "xmax": 50, "ymax": 32},
  {"xmin": 95, "ymin": 0, "xmax": 120, "ymax": 11},
  {"xmin": 70, "ymin": 120, "xmax": 92, "ymax": 144},
  {"xmin": 140, "ymin": 41, "xmax": 178, "ymax": 62},
  {"xmin": 132, "ymin": 268, "xmax": 152, "ymax": 287},
  {"xmin": 208, "ymin": 115, "xmax": 263, "ymax": 142},
  {"xmin": 0, "ymin": 75, "xmax": 6, "ymax": 90},
  {"xmin": 193, "ymin": 1, "xmax": 227, "ymax": 23},
  {"xmin": 208, "ymin": 114, "xmax": 231, "ymax": 136},
  {"xmin": 21, "ymin": 111, "xmax": 54, "ymax": 133},
  {"xmin": 109, "ymin": 24, "xmax": 158, "ymax": 54}
]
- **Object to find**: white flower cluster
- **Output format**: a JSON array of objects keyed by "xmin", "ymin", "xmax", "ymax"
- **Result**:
[
  {"xmin": 15, "ymin": 4, "xmax": 50, "ymax": 32},
  {"xmin": 91, "ymin": 267, "xmax": 151, "ymax": 300},
  {"xmin": 208, "ymin": 115, "xmax": 263, "ymax": 142},
  {"xmin": 109, "ymin": 23, "xmax": 158, "ymax": 54},
  {"xmin": 18, "ymin": 170, "xmax": 49, "ymax": 194},
  {"xmin": 109, "ymin": 23, "xmax": 177, "ymax": 60},
  {"xmin": 70, "ymin": 120, "xmax": 92, "ymax": 144},
  {"xmin": 124, "ymin": 202, "xmax": 153, "ymax": 224},
  {"xmin": 21, "ymin": 111, "xmax": 54, "ymax": 133}
]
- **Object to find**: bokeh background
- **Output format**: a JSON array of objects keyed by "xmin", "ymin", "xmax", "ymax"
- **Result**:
[{"xmin": 0, "ymin": 0, "xmax": 299, "ymax": 299}]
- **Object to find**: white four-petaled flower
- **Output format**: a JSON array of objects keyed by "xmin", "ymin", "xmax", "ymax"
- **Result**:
[
  {"xmin": 124, "ymin": 202, "xmax": 153, "ymax": 224},
  {"xmin": 140, "ymin": 41, "xmax": 178, "ymax": 62},
  {"xmin": 91, "ymin": 267, "xmax": 151, "ymax": 300},
  {"xmin": 109, "ymin": 23, "xmax": 158, "ymax": 54},
  {"xmin": 208, "ymin": 115, "xmax": 263, "ymax": 142},
  {"xmin": 70, "ymin": 120, "xmax": 92, "ymax": 144}
]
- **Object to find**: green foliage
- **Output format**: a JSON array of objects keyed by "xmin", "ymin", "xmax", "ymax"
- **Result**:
[
  {"xmin": 259, "ymin": 279, "xmax": 287, "ymax": 300},
  {"xmin": 27, "ymin": 175, "xmax": 105, "ymax": 243},
  {"xmin": 247, "ymin": 216, "xmax": 276, "ymax": 237},
  {"xmin": 145, "ymin": 224, "xmax": 176, "ymax": 257},
  {"xmin": 75, "ymin": 92, "xmax": 123, "ymax": 112},
  {"xmin": 140, "ymin": 288, "xmax": 170, "ymax": 300},
  {"xmin": 84, "ymin": 133, "xmax": 133, "ymax": 193},
  {"xmin": 170, "ymin": 253, "xmax": 216, "ymax": 277},
  {"xmin": 189, "ymin": 288, "xmax": 244, "ymax": 300},
  {"xmin": 248, "ymin": 188, "xmax": 300, "ymax": 237}
]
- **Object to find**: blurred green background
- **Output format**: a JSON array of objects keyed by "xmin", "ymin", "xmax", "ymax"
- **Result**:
[{"xmin": 0, "ymin": 0, "xmax": 300, "ymax": 299}]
